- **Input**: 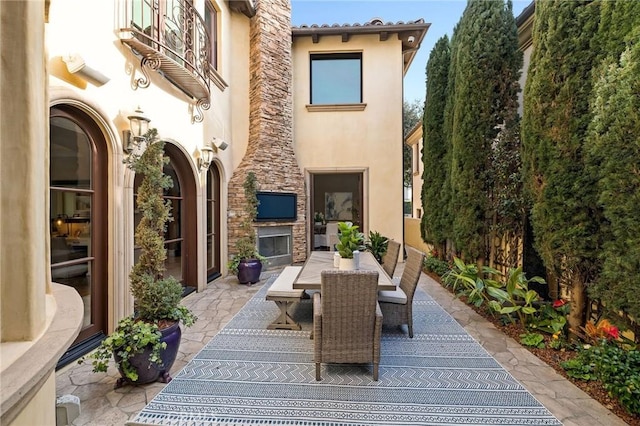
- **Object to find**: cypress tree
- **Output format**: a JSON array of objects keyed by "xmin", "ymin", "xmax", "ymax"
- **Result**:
[
  {"xmin": 421, "ymin": 35, "xmax": 450, "ymax": 257},
  {"xmin": 441, "ymin": 22, "xmax": 460, "ymax": 257},
  {"xmin": 446, "ymin": 0, "xmax": 522, "ymax": 262},
  {"xmin": 586, "ymin": 1, "xmax": 640, "ymax": 320},
  {"xmin": 521, "ymin": 0, "xmax": 601, "ymax": 329}
]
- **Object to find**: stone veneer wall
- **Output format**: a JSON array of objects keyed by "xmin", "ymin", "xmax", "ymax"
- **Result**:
[{"xmin": 227, "ymin": 0, "xmax": 307, "ymax": 264}]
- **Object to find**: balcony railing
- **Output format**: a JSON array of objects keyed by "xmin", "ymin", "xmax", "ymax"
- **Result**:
[{"xmin": 118, "ymin": 0, "xmax": 211, "ymax": 122}]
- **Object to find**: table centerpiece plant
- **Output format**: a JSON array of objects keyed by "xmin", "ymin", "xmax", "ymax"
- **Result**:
[{"xmin": 336, "ymin": 221, "xmax": 365, "ymax": 270}]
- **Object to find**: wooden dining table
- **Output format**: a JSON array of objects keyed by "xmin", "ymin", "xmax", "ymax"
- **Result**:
[{"xmin": 293, "ymin": 251, "xmax": 396, "ymax": 291}]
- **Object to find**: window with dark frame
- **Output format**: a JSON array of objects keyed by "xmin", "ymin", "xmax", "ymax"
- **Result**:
[
  {"xmin": 310, "ymin": 52, "xmax": 362, "ymax": 104},
  {"xmin": 204, "ymin": 1, "xmax": 218, "ymax": 70}
]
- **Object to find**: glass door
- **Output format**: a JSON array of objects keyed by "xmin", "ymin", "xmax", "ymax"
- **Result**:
[
  {"xmin": 50, "ymin": 106, "xmax": 107, "ymax": 344},
  {"xmin": 206, "ymin": 165, "xmax": 221, "ymax": 281}
]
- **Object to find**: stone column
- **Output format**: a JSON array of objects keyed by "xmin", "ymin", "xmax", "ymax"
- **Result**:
[
  {"xmin": 228, "ymin": 0, "xmax": 306, "ymax": 264},
  {"xmin": 0, "ymin": 0, "xmax": 49, "ymax": 341},
  {"xmin": 1, "ymin": 2, "xmax": 82, "ymax": 425}
]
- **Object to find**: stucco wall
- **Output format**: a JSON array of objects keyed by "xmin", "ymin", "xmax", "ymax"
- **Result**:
[
  {"xmin": 404, "ymin": 217, "xmax": 432, "ymax": 256},
  {"xmin": 292, "ymin": 34, "xmax": 405, "ymax": 246},
  {"xmin": 45, "ymin": 0, "xmax": 250, "ymax": 306},
  {"xmin": 517, "ymin": 45, "xmax": 532, "ymax": 117}
]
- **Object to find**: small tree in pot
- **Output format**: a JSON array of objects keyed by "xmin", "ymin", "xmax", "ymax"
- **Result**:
[
  {"xmin": 82, "ymin": 129, "xmax": 196, "ymax": 388},
  {"xmin": 228, "ymin": 171, "xmax": 266, "ymax": 284}
]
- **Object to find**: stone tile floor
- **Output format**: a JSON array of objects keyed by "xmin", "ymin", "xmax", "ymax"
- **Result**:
[{"xmin": 55, "ymin": 263, "xmax": 627, "ymax": 425}]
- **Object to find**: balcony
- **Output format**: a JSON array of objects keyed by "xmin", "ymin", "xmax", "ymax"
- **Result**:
[{"xmin": 118, "ymin": 0, "xmax": 211, "ymax": 122}]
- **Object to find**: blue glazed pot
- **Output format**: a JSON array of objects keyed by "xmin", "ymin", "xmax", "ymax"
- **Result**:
[
  {"xmin": 237, "ymin": 258, "xmax": 262, "ymax": 284},
  {"xmin": 114, "ymin": 321, "xmax": 181, "ymax": 387}
]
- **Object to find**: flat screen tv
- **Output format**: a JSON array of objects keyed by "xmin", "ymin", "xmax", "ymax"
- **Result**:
[{"xmin": 256, "ymin": 192, "xmax": 297, "ymax": 222}]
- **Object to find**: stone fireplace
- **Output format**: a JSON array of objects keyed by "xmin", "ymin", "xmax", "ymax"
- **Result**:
[{"xmin": 227, "ymin": 0, "xmax": 306, "ymax": 267}]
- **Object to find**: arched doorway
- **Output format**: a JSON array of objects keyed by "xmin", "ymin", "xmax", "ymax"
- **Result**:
[
  {"xmin": 134, "ymin": 142, "xmax": 197, "ymax": 294},
  {"xmin": 206, "ymin": 164, "xmax": 222, "ymax": 281},
  {"xmin": 50, "ymin": 105, "xmax": 108, "ymax": 349}
]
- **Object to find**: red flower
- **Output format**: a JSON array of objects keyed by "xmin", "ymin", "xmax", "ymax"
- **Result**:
[
  {"xmin": 606, "ymin": 326, "xmax": 619, "ymax": 340},
  {"xmin": 553, "ymin": 299, "xmax": 567, "ymax": 309}
]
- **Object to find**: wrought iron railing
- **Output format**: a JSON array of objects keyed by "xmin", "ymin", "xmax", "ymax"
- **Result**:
[{"xmin": 118, "ymin": 0, "xmax": 211, "ymax": 122}]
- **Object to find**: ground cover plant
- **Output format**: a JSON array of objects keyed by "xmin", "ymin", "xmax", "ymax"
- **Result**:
[{"xmin": 423, "ymin": 255, "xmax": 640, "ymax": 424}]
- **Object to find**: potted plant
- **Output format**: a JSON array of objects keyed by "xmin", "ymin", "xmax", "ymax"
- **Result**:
[
  {"xmin": 335, "ymin": 221, "xmax": 365, "ymax": 270},
  {"xmin": 228, "ymin": 171, "xmax": 266, "ymax": 284},
  {"xmin": 81, "ymin": 129, "xmax": 196, "ymax": 388},
  {"xmin": 365, "ymin": 230, "xmax": 389, "ymax": 263},
  {"xmin": 314, "ymin": 211, "xmax": 325, "ymax": 225}
]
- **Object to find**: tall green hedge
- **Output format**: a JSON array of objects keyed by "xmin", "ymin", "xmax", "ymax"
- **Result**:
[
  {"xmin": 444, "ymin": 0, "xmax": 522, "ymax": 261},
  {"xmin": 585, "ymin": 0, "xmax": 640, "ymax": 320},
  {"xmin": 521, "ymin": 0, "xmax": 602, "ymax": 328},
  {"xmin": 421, "ymin": 35, "xmax": 450, "ymax": 254}
]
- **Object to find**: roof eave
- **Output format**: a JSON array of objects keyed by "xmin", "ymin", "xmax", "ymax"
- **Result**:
[{"xmin": 292, "ymin": 22, "xmax": 431, "ymax": 75}]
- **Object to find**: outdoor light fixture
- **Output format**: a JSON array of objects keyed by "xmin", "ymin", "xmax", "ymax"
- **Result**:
[
  {"xmin": 63, "ymin": 54, "xmax": 110, "ymax": 87},
  {"xmin": 199, "ymin": 146, "xmax": 215, "ymax": 171},
  {"xmin": 212, "ymin": 137, "xmax": 228, "ymax": 151},
  {"xmin": 122, "ymin": 107, "xmax": 151, "ymax": 153}
]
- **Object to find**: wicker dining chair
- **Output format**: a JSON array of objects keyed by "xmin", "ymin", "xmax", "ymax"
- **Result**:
[
  {"xmin": 313, "ymin": 270, "xmax": 382, "ymax": 381},
  {"xmin": 378, "ymin": 246, "xmax": 425, "ymax": 338},
  {"xmin": 381, "ymin": 240, "xmax": 401, "ymax": 278}
]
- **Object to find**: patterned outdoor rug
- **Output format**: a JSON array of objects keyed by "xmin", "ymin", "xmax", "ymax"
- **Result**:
[{"xmin": 129, "ymin": 275, "xmax": 561, "ymax": 426}]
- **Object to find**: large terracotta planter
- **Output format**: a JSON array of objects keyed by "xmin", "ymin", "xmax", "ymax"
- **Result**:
[
  {"xmin": 237, "ymin": 258, "xmax": 263, "ymax": 284},
  {"xmin": 114, "ymin": 321, "xmax": 181, "ymax": 388}
]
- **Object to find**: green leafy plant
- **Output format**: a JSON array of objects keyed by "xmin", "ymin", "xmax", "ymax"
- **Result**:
[
  {"xmin": 335, "ymin": 221, "xmax": 365, "ymax": 259},
  {"xmin": 520, "ymin": 332, "xmax": 545, "ymax": 349},
  {"xmin": 487, "ymin": 267, "xmax": 545, "ymax": 327},
  {"xmin": 81, "ymin": 129, "xmax": 196, "ymax": 380},
  {"xmin": 529, "ymin": 299, "xmax": 569, "ymax": 338},
  {"xmin": 561, "ymin": 356, "xmax": 597, "ymax": 381},
  {"xmin": 365, "ymin": 230, "xmax": 388, "ymax": 263},
  {"xmin": 562, "ymin": 342, "xmax": 640, "ymax": 414},
  {"xmin": 442, "ymin": 257, "xmax": 503, "ymax": 307},
  {"xmin": 228, "ymin": 172, "xmax": 267, "ymax": 274},
  {"xmin": 424, "ymin": 255, "xmax": 451, "ymax": 277},
  {"xmin": 86, "ymin": 317, "xmax": 164, "ymax": 382}
]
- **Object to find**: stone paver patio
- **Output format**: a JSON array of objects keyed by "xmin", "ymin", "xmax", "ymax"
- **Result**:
[{"xmin": 55, "ymin": 262, "xmax": 627, "ymax": 425}]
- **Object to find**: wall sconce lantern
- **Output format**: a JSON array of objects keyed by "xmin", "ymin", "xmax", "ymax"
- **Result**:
[
  {"xmin": 122, "ymin": 107, "xmax": 151, "ymax": 153},
  {"xmin": 199, "ymin": 146, "xmax": 215, "ymax": 171}
]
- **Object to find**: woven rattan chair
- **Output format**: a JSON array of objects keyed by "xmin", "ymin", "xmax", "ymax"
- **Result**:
[
  {"xmin": 313, "ymin": 270, "xmax": 382, "ymax": 381},
  {"xmin": 378, "ymin": 246, "xmax": 425, "ymax": 338},
  {"xmin": 381, "ymin": 240, "xmax": 401, "ymax": 278}
]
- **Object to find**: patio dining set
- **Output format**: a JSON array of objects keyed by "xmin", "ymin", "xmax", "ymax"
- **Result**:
[{"xmin": 265, "ymin": 242, "xmax": 425, "ymax": 381}]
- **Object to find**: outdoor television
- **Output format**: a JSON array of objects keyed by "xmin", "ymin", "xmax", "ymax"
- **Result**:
[{"xmin": 256, "ymin": 192, "xmax": 297, "ymax": 222}]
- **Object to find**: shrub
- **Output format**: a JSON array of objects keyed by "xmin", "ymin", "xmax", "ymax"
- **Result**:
[
  {"xmin": 424, "ymin": 255, "xmax": 450, "ymax": 277},
  {"xmin": 487, "ymin": 267, "xmax": 545, "ymax": 328},
  {"xmin": 520, "ymin": 332, "xmax": 545, "ymax": 349},
  {"xmin": 442, "ymin": 257, "xmax": 503, "ymax": 307},
  {"xmin": 563, "ymin": 342, "xmax": 640, "ymax": 415}
]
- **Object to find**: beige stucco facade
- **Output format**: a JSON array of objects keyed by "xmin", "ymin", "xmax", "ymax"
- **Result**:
[
  {"xmin": 44, "ymin": 0, "xmax": 252, "ymax": 311},
  {"xmin": 292, "ymin": 22, "xmax": 429, "ymax": 251},
  {"xmin": 403, "ymin": 122, "xmax": 432, "ymax": 254},
  {"xmin": 0, "ymin": 1, "xmax": 429, "ymax": 423}
]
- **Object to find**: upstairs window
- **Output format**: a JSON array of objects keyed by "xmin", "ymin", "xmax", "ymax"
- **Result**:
[
  {"xmin": 310, "ymin": 53, "xmax": 362, "ymax": 104},
  {"xmin": 204, "ymin": 2, "xmax": 218, "ymax": 70}
]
